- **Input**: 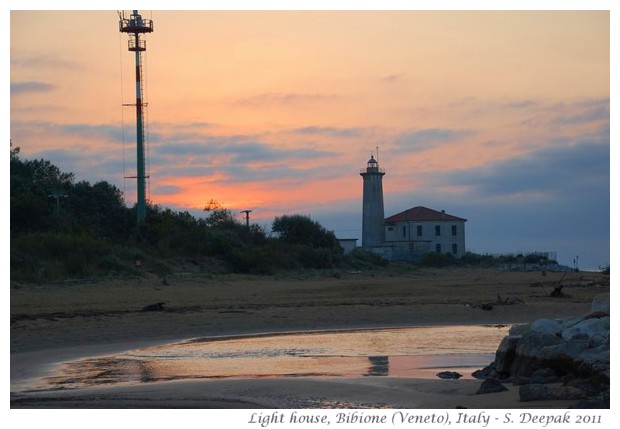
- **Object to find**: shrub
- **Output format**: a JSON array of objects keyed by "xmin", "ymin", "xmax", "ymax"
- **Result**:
[
  {"xmin": 345, "ymin": 248, "xmax": 389, "ymax": 269},
  {"xmin": 10, "ymin": 232, "xmax": 113, "ymax": 281},
  {"xmin": 419, "ymin": 252, "xmax": 456, "ymax": 268},
  {"xmin": 228, "ymin": 244, "xmax": 279, "ymax": 274}
]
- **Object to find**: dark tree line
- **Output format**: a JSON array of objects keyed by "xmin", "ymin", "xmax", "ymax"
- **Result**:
[{"xmin": 10, "ymin": 144, "xmax": 364, "ymax": 282}]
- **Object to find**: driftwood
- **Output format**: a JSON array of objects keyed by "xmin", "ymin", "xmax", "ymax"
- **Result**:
[
  {"xmin": 549, "ymin": 272, "xmax": 568, "ymax": 298},
  {"xmin": 141, "ymin": 302, "xmax": 166, "ymax": 312},
  {"xmin": 549, "ymin": 285, "xmax": 565, "ymax": 297},
  {"xmin": 472, "ymin": 294, "xmax": 524, "ymax": 311},
  {"xmin": 530, "ymin": 272, "xmax": 572, "ymax": 298}
]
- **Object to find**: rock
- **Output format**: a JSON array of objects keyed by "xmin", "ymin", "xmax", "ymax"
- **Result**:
[
  {"xmin": 584, "ymin": 310, "xmax": 610, "ymax": 319},
  {"xmin": 561, "ymin": 317, "xmax": 609, "ymax": 341},
  {"xmin": 476, "ymin": 378, "xmax": 508, "ymax": 394},
  {"xmin": 589, "ymin": 330, "xmax": 610, "ymax": 348},
  {"xmin": 493, "ymin": 335, "xmax": 521, "ymax": 377},
  {"xmin": 516, "ymin": 331, "xmax": 564, "ymax": 358},
  {"xmin": 513, "ymin": 367, "xmax": 561, "ymax": 385},
  {"xmin": 574, "ymin": 345, "xmax": 610, "ymax": 384},
  {"xmin": 486, "ymin": 294, "xmax": 609, "ymax": 406},
  {"xmin": 591, "ymin": 293, "xmax": 610, "ymax": 314},
  {"xmin": 471, "ymin": 363, "xmax": 494, "ymax": 379},
  {"xmin": 544, "ymin": 339, "xmax": 590, "ymax": 360},
  {"xmin": 508, "ymin": 323, "xmax": 529, "ymax": 336},
  {"xmin": 564, "ymin": 378, "xmax": 601, "ymax": 397},
  {"xmin": 531, "ymin": 367, "xmax": 557, "ymax": 380},
  {"xmin": 530, "ymin": 318, "xmax": 562, "ymax": 336},
  {"xmin": 510, "ymin": 331, "xmax": 564, "ymax": 377},
  {"xmin": 519, "ymin": 384, "xmax": 587, "ymax": 402},
  {"xmin": 436, "ymin": 371, "xmax": 462, "ymax": 379},
  {"xmin": 570, "ymin": 390, "xmax": 610, "ymax": 409},
  {"xmin": 558, "ymin": 316, "xmax": 584, "ymax": 330}
]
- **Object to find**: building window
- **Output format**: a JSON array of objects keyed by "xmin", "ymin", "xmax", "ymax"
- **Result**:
[
  {"xmin": 402, "ymin": 226, "xmax": 406, "ymax": 238},
  {"xmin": 452, "ymin": 243, "xmax": 457, "ymax": 254},
  {"xmin": 451, "ymin": 225, "xmax": 457, "ymax": 236},
  {"xmin": 388, "ymin": 226, "xmax": 393, "ymax": 231},
  {"xmin": 435, "ymin": 243, "xmax": 441, "ymax": 253},
  {"xmin": 435, "ymin": 225, "xmax": 441, "ymax": 236},
  {"xmin": 417, "ymin": 225, "xmax": 422, "ymax": 237}
]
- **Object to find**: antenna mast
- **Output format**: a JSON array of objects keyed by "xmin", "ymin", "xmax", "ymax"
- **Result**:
[{"xmin": 119, "ymin": 10, "xmax": 153, "ymax": 222}]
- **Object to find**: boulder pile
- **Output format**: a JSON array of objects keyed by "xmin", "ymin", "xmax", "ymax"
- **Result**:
[{"xmin": 475, "ymin": 293, "xmax": 609, "ymax": 408}]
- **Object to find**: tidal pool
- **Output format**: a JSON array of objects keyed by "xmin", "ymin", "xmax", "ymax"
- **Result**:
[{"xmin": 42, "ymin": 325, "xmax": 509, "ymax": 390}]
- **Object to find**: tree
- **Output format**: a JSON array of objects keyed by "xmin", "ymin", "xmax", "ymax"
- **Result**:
[
  {"xmin": 10, "ymin": 139, "xmax": 20, "ymax": 161},
  {"xmin": 272, "ymin": 214, "xmax": 340, "ymax": 249},
  {"xmin": 65, "ymin": 180, "xmax": 131, "ymax": 239},
  {"xmin": 272, "ymin": 214, "xmax": 344, "ymax": 269},
  {"xmin": 203, "ymin": 199, "xmax": 239, "ymax": 228},
  {"xmin": 10, "ymin": 147, "xmax": 74, "ymax": 232}
]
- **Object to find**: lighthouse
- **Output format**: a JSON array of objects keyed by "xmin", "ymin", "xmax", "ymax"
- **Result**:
[{"xmin": 360, "ymin": 154, "xmax": 386, "ymax": 247}]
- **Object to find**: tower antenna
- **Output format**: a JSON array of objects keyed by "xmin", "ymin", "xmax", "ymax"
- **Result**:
[{"xmin": 119, "ymin": 10, "xmax": 153, "ymax": 222}]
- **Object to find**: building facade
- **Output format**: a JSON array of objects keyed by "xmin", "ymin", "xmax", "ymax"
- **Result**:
[
  {"xmin": 357, "ymin": 155, "xmax": 467, "ymax": 261},
  {"xmin": 384, "ymin": 206, "xmax": 467, "ymax": 260}
]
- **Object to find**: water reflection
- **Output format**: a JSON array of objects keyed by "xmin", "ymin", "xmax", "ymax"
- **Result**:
[
  {"xmin": 366, "ymin": 356, "xmax": 389, "ymax": 376},
  {"xmin": 38, "ymin": 325, "xmax": 508, "ymax": 391}
]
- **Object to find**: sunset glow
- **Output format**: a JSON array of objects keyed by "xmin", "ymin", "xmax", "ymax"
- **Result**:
[{"xmin": 9, "ymin": 6, "xmax": 612, "ymax": 269}]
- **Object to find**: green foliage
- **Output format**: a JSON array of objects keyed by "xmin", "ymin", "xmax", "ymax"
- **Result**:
[
  {"xmin": 460, "ymin": 251, "xmax": 560, "ymax": 268},
  {"xmin": 204, "ymin": 206, "xmax": 239, "ymax": 229},
  {"xmin": 345, "ymin": 248, "xmax": 390, "ymax": 269},
  {"xmin": 460, "ymin": 252, "xmax": 497, "ymax": 267},
  {"xmin": 272, "ymin": 214, "xmax": 344, "ymax": 269},
  {"xmin": 10, "ymin": 232, "xmax": 115, "ymax": 282},
  {"xmin": 17, "ymin": 148, "xmax": 575, "ymax": 282},
  {"xmin": 272, "ymin": 214, "xmax": 339, "ymax": 247},
  {"xmin": 66, "ymin": 180, "xmax": 131, "ymax": 238},
  {"xmin": 418, "ymin": 252, "xmax": 456, "ymax": 268},
  {"xmin": 227, "ymin": 243, "xmax": 279, "ymax": 274},
  {"xmin": 9, "ymin": 150, "xmax": 376, "ymax": 282},
  {"xmin": 10, "ymin": 191, "xmax": 52, "ymax": 233}
]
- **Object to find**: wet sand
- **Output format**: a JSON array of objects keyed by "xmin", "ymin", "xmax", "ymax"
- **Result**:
[{"xmin": 10, "ymin": 267, "xmax": 610, "ymax": 409}]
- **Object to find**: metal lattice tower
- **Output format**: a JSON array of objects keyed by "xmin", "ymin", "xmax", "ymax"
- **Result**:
[{"xmin": 119, "ymin": 10, "xmax": 153, "ymax": 222}]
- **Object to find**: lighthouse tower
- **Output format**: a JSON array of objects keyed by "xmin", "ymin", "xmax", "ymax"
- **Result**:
[{"xmin": 360, "ymin": 154, "xmax": 386, "ymax": 247}]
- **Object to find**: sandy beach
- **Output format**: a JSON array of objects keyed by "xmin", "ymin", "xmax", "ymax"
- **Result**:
[{"xmin": 10, "ymin": 267, "xmax": 610, "ymax": 409}]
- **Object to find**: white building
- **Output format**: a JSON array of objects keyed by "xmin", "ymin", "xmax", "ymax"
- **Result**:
[
  {"xmin": 383, "ymin": 206, "xmax": 467, "ymax": 260},
  {"xmin": 357, "ymin": 155, "xmax": 468, "ymax": 261},
  {"xmin": 337, "ymin": 238, "xmax": 358, "ymax": 255}
]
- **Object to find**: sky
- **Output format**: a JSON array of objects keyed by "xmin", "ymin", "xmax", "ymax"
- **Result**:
[{"xmin": 7, "ymin": 3, "xmax": 615, "ymax": 270}]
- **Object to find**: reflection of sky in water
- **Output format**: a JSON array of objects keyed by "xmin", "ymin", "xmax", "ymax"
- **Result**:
[{"xmin": 40, "ymin": 325, "xmax": 509, "ymax": 390}]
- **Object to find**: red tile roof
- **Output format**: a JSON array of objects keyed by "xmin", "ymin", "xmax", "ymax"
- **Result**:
[{"xmin": 385, "ymin": 206, "xmax": 467, "ymax": 223}]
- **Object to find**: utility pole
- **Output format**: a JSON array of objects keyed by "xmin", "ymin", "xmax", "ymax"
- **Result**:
[
  {"xmin": 48, "ymin": 191, "xmax": 67, "ymax": 216},
  {"xmin": 241, "ymin": 210, "xmax": 252, "ymax": 227}
]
